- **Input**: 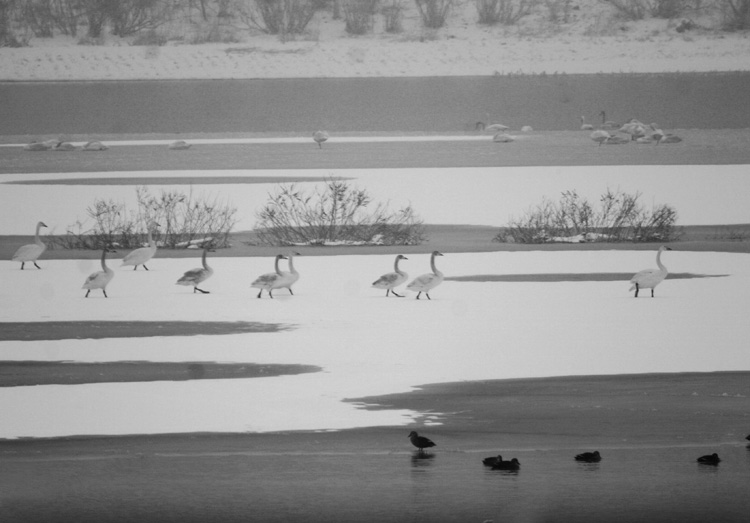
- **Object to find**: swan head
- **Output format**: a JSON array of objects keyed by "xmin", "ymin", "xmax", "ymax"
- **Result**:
[
  {"xmin": 276, "ymin": 254, "xmax": 288, "ymax": 260},
  {"xmin": 432, "ymin": 251, "xmax": 444, "ymax": 257},
  {"xmin": 659, "ymin": 245, "xmax": 673, "ymax": 252},
  {"xmin": 396, "ymin": 254, "xmax": 408, "ymax": 261},
  {"xmin": 38, "ymin": 221, "xmax": 48, "ymax": 228}
]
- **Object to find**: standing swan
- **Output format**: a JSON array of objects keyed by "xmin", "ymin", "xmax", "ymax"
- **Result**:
[
  {"xmin": 406, "ymin": 251, "xmax": 444, "ymax": 300},
  {"xmin": 12, "ymin": 221, "xmax": 48, "ymax": 269},
  {"xmin": 250, "ymin": 254, "xmax": 288, "ymax": 299},
  {"xmin": 629, "ymin": 245, "xmax": 672, "ymax": 297},
  {"xmin": 82, "ymin": 248, "xmax": 115, "ymax": 298},
  {"xmin": 121, "ymin": 224, "xmax": 159, "ymax": 270},
  {"xmin": 176, "ymin": 245, "xmax": 214, "ymax": 294},
  {"xmin": 372, "ymin": 254, "xmax": 409, "ymax": 297},
  {"xmin": 313, "ymin": 130, "xmax": 329, "ymax": 149},
  {"xmin": 276, "ymin": 252, "xmax": 301, "ymax": 296}
]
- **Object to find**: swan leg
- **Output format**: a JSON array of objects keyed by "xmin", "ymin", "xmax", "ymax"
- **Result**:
[
  {"xmin": 257, "ymin": 289, "xmax": 263, "ymax": 299},
  {"xmin": 651, "ymin": 289, "xmax": 655, "ymax": 298},
  {"xmin": 391, "ymin": 290, "xmax": 403, "ymax": 298},
  {"xmin": 415, "ymin": 292, "xmax": 421, "ymax": 300},
  {"xmin": 85, "ymin": 290, "xmax": 90, "ymax": 298},
  {"xmin": 103, "ymin": 290, "xmax": 108, "ymax": 298},
  {"xmin": 33, "ymin": 262, "xmax": 42, "ymax": 269},
  {"xmin": 143, "ymin": 265, "xmax": 149, "ymax": 271},
  {"xmin": 133, "ymin": 266, "xmax": 137, "ymax": 270},
  {"xmin": 634, "ymin": 283, "xmax": 639, "ymax": 298},
  {"xmin": 269, "ymin": 290, "xmax": 274, "ymax": 299},
  {"xmin": 20, "ymin": 262, "xmax": 25, "ymax": 270},
  {"xmin": 195, "ymin": 287, "xmax": 209, "ymax": 294},
  {"xmin": 288, "ymin": 288, "xmax": 294, "ymax": 295},
  {"xmin": 425, "ymin": 293, "xmax": 431, "ymax": 300}
]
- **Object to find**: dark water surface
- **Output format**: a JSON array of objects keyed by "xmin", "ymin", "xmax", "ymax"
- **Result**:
[
  {"xmin": 2, "ymin": 443, "xmax": 749, "ymax": 522},
  {"xmin": 3, "ymin": 73, "xmax": 750, "ymax": 135}
]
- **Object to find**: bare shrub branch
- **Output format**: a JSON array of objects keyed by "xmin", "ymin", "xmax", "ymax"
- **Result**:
[
  {"xmin": 254, "ymin": 178, "xmax": 426, "ymax": 246},
  {"xmin": 496, "ymin": 188, "xmax": 679, "ymax": 244}
]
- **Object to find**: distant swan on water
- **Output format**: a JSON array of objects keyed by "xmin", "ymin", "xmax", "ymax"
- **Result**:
[
  {"xmin": 12, "ymin": 221, "xmax": 48, "ymax": 269},
  {"xmin": 82, "ymin": 248, "xmax": 115, "ymax": 298},
  {"xmin": 629, "ymin": 245, "xmax": 671, "ymax": 297},
  {"xmin": 121, "ymin": 224, "xmax": 159, "ymax": 270},
  {"xmin": 176, "ymin": 245, "xmax": 214, "ymax": 294},
  {"xmin": 250, "ymin": 254, "xmax": 288, "ymax": 298},
  {"xmin": 372, "ymin": 254, "xmax": 409, "ymax": 297},
  {"xmin": 406, "ymin": 250, "xmax": 444, "ymax": 300},
  {"xmin": 313, "ymin": 130, "xmax": 329, "ymax": 148}
]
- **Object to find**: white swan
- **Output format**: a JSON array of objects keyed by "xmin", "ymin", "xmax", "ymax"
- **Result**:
[
  {"xmin": 476, "ymin": 113, "xmax": 509, "ymax": 133},
  {"xmin": 275, "ymin": 252, "xmax": 301, "ymax": 295},
  {"xmin": 406, "ymin": 251, "xmax": 444, "ymax": 300},
  {"xmin": 121, "ymin": 224, "xmax": 159, "ymax": 270},
  {"xmin": 580, "ymin": 116, "xmax": 594, "ymax": 130},
  {"xmin": 590, "ymin": 130, "xmax": 610, "ymax": 145},
  {"xmin": 372, "ymin": 254, "xmax": 409, "ymax": 297},
  {"xmin": 82, "ymin": 248, "xmax": 115, "ymax": 298},
  {"xmin": 493, "ymin": 132, "xmax": 515, "ymax": 143},
  {"xmin": 629, "ymin": 245, "xmax": 672, "ymax": 297},
  {"xmin": 81, "ymin": 141, "xmax": 108, "ymax": 151},
  {"xmin": 250, "ymin": 254, "xmax": 288, "ymax": 299},
  {"xmin": 168, "ymin": 140, "xmax": 191, "ymax": 150},
  {"xmin": 12, "ymin": 221, "xmax": 48, "ymax": 269},
  {"xmin": 313, "ymin": 130, "xmax": 329, "ymax": 149},
  {"xmin": 618, "ymin": 119, "xmax": 647, "ymax": 140},
  {"xmin": 176, "ymin": 246, "xmax": 214, "ymax": 294}
]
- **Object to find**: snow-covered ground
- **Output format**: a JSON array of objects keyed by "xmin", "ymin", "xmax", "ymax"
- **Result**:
[
  {"xmin": 1, "ymin": 1, "xmax": 749, "ymax": 80},
  {"xmin": 1, "ymin": 248, "xmax": 748, "ymax": 439}
]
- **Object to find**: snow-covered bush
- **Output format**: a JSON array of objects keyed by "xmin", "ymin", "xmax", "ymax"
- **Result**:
[
  {"xmin": 496, "ymin": 189, "xmax": 678, "ymax": 244},
  {"xmin": 255, "ymin": 179, "xmax": 426, "ymax": 246}
]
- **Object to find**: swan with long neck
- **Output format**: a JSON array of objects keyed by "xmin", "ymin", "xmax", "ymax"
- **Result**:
[
  {"xmin": 250, "ymin": 254, "xmax": 289, "ymax": 298},
  {"xmin": 275, "ymin": 252, "xmax": 301, "ymax": 296},
  {"xmin": 629, "ymin": 245, "xmax": 671, "ymax": 297},
  {"xmin": 12, "ymin": 221, "xmax": 48, "ymax": 269},
  {"xmin": 372, "ymin": 254, "xmax": 409, "ymax": 297},
  {"xmin": 121, "ymin": 224, "xmax": 159, "ymax": 270},
  {"xmin": 82, "ymin": 248, "xmax": 115, "ymax": 297},
  {"xmin": 176, "ymin": 245, "xmax": 214, "ymax": 294},
  {"xmin": 406, "ymin": 251, "xmax": 444, "ymax": 300}
]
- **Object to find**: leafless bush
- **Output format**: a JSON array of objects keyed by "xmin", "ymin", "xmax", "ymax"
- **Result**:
[
  {"xmin": 343, "ymin": 0, "xmax": 377, "ymax": 34},
  {"xmin": 495, "ymin": 189, "xmax": 678, "ymax": 244},
  {"xmin": 255, "ymin": 179, "xmax": 426, "ymax": 246},
  {"xmin": 51, "ymin": 187, "xmax": 237, "ymax": 250},
  {"xmin": 545, "ymin": 0, "xmax": 573, "ymax": 22},
  {"xmin": 601, "ymin": 0, "xmax": 696, "ymax": 20},
  {"xmin": 238, "ymin": 0, "xmax": 316, "ymax": 35},
  {"xmin": 414, "ymin": 0, "xmax": 452, "ymax": 29},
  {"xmin": 722, "ymin": 0, "xmax": 750, "ymax": 30},
  {"xmin": 382, "ymin": 0, "xmax": 404, "ymax": 32},
  {"xmin": 475, "ymin": 0, "xmax": 537, "ymax": 25}
]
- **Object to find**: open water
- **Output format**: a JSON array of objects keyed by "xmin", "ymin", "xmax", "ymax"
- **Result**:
[{"xmin": 2, "ymin": 443, "xmax": 750, "ymax": 522}]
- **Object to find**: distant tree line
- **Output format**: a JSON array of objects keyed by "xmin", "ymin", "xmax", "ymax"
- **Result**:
[{"xmin": 2, "ymin": 0, "xmax": 748, "ymax": 48}]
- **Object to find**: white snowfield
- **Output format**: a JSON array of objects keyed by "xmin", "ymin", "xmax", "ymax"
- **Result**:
[
  {"xmin": 2, "ymin": 165, "xmax": 750, "ymax": 235},
  {"xmin": 1, "ymin": 249, "xmax": 749, "ymax": 439}
]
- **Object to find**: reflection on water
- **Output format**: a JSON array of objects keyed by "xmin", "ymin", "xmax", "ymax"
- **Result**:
[
  {"xmin": 410, "ymin": 451, "xmax": 436, "ymax": 468},
  {"xmin": 1, "ymin": 445, "xmax": 749, "ymax": 522}
]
